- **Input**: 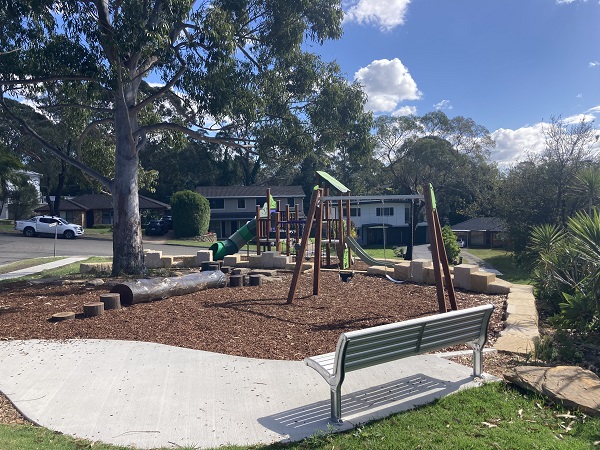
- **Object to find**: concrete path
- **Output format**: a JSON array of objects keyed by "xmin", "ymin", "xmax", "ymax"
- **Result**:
[
  {"xmin": 0, "ymin": 339, "xmax": 492, "ymax": 449},
  {"xmin": 495, "ymin": 284, "xmax": 539, "ymax": 355},
  {"xmin": 0, "ymin": 256, "xmax": 88, "ymax": 281}
]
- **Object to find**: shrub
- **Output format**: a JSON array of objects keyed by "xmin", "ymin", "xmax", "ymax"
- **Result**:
[
  {"xmin": 441, "ymin": 225, "xmax": 460, "ymax": 263},
  {"xmin": 171, "ymin": 190, "xmax": 210, "ymax": 238}
]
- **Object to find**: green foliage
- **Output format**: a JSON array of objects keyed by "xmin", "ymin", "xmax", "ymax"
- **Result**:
[
  {"xmin": 7, "ymin": 176, "xmax": 39, "ymax": 219},
  {"xmin": 558, "ymin": 291, "xmax": 598, "ymax": 332},
  {"xmin": 171, "ymin": 190, "xmax": 210, "ymax": 238},
  {"xmin": 441, "ymin": 225, "xmax": 460, "ymax": 263}
]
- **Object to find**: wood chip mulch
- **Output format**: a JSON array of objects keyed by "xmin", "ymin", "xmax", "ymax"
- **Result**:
[{"xmin": 0, "ymin": 270, "xmax": 511, "ymax": 425}]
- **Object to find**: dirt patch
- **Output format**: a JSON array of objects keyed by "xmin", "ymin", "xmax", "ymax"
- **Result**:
[{"xmin": 0, "ymin": 270, "xmax": 509, "ymax": 424}]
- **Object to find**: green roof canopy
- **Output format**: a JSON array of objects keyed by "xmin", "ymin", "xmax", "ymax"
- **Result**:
[{"xmin": 316, "ymin": 171, "xmax": 350, "ymax": 193}]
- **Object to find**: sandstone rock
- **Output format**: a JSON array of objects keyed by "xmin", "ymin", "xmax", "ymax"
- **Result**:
[{"xmin": 503, "ymin": 365, "xmax": 600, "ymax": 416}]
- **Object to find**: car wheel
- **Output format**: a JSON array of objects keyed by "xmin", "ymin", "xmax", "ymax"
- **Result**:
[
  {"xmin": 23, "ymin": 227, "xmax": 36, "ymax": 237},
  {"xmin": 63, "ymin": 230, "xmax": 75, "ymax": 239}
]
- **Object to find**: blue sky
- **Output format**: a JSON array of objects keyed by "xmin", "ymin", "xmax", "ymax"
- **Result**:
[{"xmin": 311, "ymin": 0, "xmax": 600, "ymax": 166}]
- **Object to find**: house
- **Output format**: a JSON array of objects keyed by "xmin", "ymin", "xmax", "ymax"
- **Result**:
[
  {"xmin": 35, "ymin": 193, "xmax": 170, "ymax": 227},
  {"xmin": 0, "ymin": 171, "xmax": 42, "ymax": 220},
  {"xmin": 331, "ymin": 199, "xmax": 428, "ymax": 246},
  {"xmin": 451, "ymin": 217, "xmax": 507, "ymax": 248},
  {"xmin": 195, "ymin": 186, "xmax": 305, "ymax": 239}
]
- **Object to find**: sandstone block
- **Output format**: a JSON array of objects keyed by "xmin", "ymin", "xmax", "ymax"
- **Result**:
[{"xmin": 453, "ymin": 264, "xmax": 479, "ymax": 290}]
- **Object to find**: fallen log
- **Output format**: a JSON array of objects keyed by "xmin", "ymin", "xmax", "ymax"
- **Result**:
[{"xmin": 110, "ymin": 270, "xmax": 226, "ymax": 306}]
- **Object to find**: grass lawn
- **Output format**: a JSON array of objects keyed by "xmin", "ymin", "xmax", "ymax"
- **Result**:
[
  {"xmin": 465, "ymin": 248, "xmax": 531, "ymax": 285},
  {"xmin": 0, "ymin": 382, "xmax": 597, "ymax": 449}
]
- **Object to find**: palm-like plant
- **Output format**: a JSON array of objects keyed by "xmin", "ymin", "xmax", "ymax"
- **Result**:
[{"xmin": 571, "ymin": 166, "xmax": 600, "ymax": 215}]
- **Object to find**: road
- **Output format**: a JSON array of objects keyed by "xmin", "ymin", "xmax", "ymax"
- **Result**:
[{"xmin": 0, "ymin": 232, "xmax": 202, "ymax": 266}]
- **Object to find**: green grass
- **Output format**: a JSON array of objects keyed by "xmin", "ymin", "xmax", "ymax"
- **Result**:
[
  {"xmin": 0, "ymin": 256, "xmax": 112, "ymax": 284},
  {"xmin": 1, "ymin": 383, "xmax": 598, "ymax": 449},
  {"xmin": 465, "ymin": 248, "xmax": 531, "ymax": 285},
  {"xmin": 0, "ymin": 257, "xmax": 66, "ymax": 275},
  {"xmin": 360, "ymin": 245, "xmax": 405, "ymax": 261}
]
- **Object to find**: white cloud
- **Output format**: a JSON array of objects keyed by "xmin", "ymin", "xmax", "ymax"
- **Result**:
[
  {"xmin": 563, "ymin": 113, "xmax": 596, "ymax": 124},
  {"xmin": 343, "ymin": 0, "xmax": 411, "ymax": 31},
  {"xmin": 433, "ymin": 99, "xmax": 453, "ymax": 111},
  {"xmin": 354, "ymin": 58, "xmax": 421, "ymax": 113},
  {"xmin": 392, "ymin": 105, "xmax": 417, "ymax": 116},
  {"xmin": 490, "ymin": 124, "xmax": 546, "ymax": 167},
  {"xmin": 588, "ymin": 105, "xmax": 600, "ymax": 113},
  {"xmin": 577, "ymin": 93, "xmax": 583, "ymax": 98},
  {"xmin": 589, "ymin": 61, "xmax": 599, "ymax": 68}
]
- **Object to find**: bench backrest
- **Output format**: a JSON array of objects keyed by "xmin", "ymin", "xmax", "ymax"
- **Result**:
[{"xmin": 334, "ymin": 304, "xmax": 494, "ymax": 376}]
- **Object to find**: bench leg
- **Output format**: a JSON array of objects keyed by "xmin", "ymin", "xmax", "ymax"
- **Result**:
[
  {"xmin": 330, "ymin": 385, "xmax": 343, "ymax": 424},
  {"xmin": 472, "ymin": 345, "xmax": 483, "ymax": 377}
]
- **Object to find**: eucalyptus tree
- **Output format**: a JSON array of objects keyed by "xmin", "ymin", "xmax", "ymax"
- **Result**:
[{"xmin": 0, "ymin": 0, "xmax": 370, "ymax": 275}]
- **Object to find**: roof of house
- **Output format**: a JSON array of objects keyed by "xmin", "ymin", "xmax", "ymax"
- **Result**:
[
  {"xmin": 451, "ymin": 217, "xmax": 505, "ymax": 232},
  {"xmin": 195, "ymin": 186, "xmax": 305, "ymax": 198},
  {"xmin": 35, "ymin": 198, "xmax": 88, "ymax": 212},
  {"xmin": 36, "ymin": 194, "xmax": 169, "ymax": 212}
]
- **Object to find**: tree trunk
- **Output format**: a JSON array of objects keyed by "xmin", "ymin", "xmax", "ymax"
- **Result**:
[{"xmin": 111, "ymin": 93, "xmax": 145, "ymax": 276}]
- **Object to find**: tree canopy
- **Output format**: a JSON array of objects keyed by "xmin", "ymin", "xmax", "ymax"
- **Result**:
[{"xmin": 0, "ymin": 0, "xmax": 371, "ymax": 274}]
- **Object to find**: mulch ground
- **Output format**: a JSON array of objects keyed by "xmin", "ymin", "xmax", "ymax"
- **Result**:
[{"xmin": 0, "ymin": 269, "xmax": 513, "ymax": 424}]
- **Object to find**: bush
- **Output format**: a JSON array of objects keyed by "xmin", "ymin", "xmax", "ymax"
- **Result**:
[
  {"xmin": 441, "ymin": 225, "xmax": 460, "ymax": 263},
  {"xmin": 171, "ymin": 190, "xmax": 210, "ymax": 238}
]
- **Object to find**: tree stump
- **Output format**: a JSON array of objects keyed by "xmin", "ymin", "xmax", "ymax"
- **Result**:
[
  {"xmin": 100, "ymin": 293, "xmax": 121, "ymax": 310},
  {"xmin": 220, "ymin": 265, "xmax": 231, "ymax": 274},
  {"xmin": 229, "ymin": 275, "xmax": 244, "ymax": 287},
  {"xmin": 249, "ymin": 274, "xmax": 262, "ymax": 286},
  {"xmin": 84, "ymin": 302, "xmax": 104, "ymax": 318},
  {"xmin": 208, "ymin": 262, "xmax": 220, "ymax": 271},
  {"xmin": 201, "ymin": 261, "xmax": 213, "ymax": 271},
  {"xmin": 51, "ymin": 311, "xmax": 75, "ymax": 322}
]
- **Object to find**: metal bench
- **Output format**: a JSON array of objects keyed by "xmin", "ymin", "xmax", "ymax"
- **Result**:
[{"xmin": 304, "ymin": 304, "xmax": 495, "ymax": 423}]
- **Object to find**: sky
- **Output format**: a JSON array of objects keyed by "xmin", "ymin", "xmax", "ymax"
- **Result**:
[{"xmin": 308, "ymin": 0, "xmax": 600, "ymax": 166}]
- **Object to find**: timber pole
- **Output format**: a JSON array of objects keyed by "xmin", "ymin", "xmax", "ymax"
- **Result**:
[
  {"xmin": 287, "ymin": 188, "xmax": 321, "ymax": 304},
  {"xmin": 423, "ymin": 184, "xmax": 448, "ymax": 313}
]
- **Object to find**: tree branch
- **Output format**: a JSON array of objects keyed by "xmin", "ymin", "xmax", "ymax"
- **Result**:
[
  {"xmin": 0, "ymin": 95, "xmax": 113, "ymax": 191},
  {"xmin": 40, "ymin": 103, "xmax": 113, "ymax": 114},
  {"xmin": 135, "ymin": 122, "xmax": 256, "ymax": 149},
  {"xmin": 132, "ymin": 63, "xmax": 187, "ymax": 114}
]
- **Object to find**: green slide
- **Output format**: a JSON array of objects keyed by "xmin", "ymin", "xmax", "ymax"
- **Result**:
[
  {"xmin": 345, "ymin": 235, "xmax": 397, "ymax": 268},
  {"xmin": 210, "ymin": 218, "xmax": 257, "ymax": 260}
]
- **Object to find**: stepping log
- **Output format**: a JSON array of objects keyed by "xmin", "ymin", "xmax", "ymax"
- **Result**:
[
  {"xmin": 100, "ymin": 293, "xmax": 121, "ymax": 310},
  {"xmin": 51, "ymin": 311, "xmax": 75, "ymax": 322},
  {"xmin": 229, "ymin": 274, "xmax": 244, "ymax": 287},
  {"xmin": 249, "ymin": 274, "xmax": 262, "ymax": 286},
  {"xmin": 84, "ymin": 302, "xmax": 104, "ymax": 318}
]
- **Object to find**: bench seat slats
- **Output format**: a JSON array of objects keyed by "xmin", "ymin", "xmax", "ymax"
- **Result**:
[{"xmin": 304, "ymin": 304, "xmax": 495, "ymax": 423}]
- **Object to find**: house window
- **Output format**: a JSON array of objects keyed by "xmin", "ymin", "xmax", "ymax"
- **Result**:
[
  {"xmin": 287, "ymin": 197, "xmax": 295, "ymax": 207},
  {"xmin": 101, "ymin": 210, "xmax": 113, "ymax": 224},
  {"xmin": 376, "ymin": 207, "xmax": 394, "ymax": 216},
  {"xmin": 209, "ymin": 199, "xmax": 224, "ymax": 209},
  {"xmin": 237, "ymin": 199, "xmax": 246, "ymax": 209},
  {"xmin": 60, "ymin": 211, "xmax": 75, "ymax": 222},
  {"xmin": 350, "ymin": 207, "xmax": 361, "ymax": 217}
]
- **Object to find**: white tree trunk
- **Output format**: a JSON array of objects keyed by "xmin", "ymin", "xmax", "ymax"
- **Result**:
[{"xmin": 111, "ymin": 90, "xmax": 145, "ymax": 275}]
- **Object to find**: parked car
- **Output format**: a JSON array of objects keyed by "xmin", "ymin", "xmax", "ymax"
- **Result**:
[
  {"xmin": 145, "ymin": 219, "xmax": 168, "ymax": 236},
  {"xmin": 14, "ymin": 216, "xmax": 84, "ymax": 239},
  {"xmin": 161, "ymin": 215, "xmax": 173, "ymax": 230},
  {"xmin": 457, "ymin": 238, "xmax": 466, "ymax": 248}
]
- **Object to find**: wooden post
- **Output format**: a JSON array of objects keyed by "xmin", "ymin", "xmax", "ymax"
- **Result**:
[
  {"xmin": 229, "ymin": 275, "xmax": 244, "ymax": 287},
  {"xmin": 275, "ymin": 200, "xmax": 281, "ymax": 252},
  {"xmin": 287, "ymin": 188, "xmax": 321, "ymax": 304},
  {"xmin": 337, "ymin": 198, "xmax": 344, "ymax": 266},
  {"xmin": 325, "ymin": 187, "xmax": 331, "ymax": 266},
  {"xmin": 314, "ymin": 198, "xmax": 323, "ymax": 296},
  {"xmin": 433, "ymin": 208, "xmax": 458, "ymax": 310},
  {"xmin": 255, "ymin": 204, "xmax": 261, "ymax": 255},
  {"xmin": 346, "ymin": 192, "xmax": 352, "ymax": 267},
  {"xmin": 294, "ymin": 204, "xmax": 300, "ymax": 248},
  {"xmin": 84, "ymin": 302, "xmax": 104, "ymax": 318},
  {"xmin": 100, "ymin": 293, "xmax": 121, "ymax": 310},
  {"xmin": 286, "ymin": 204, "xmax": 291, "ymax": 256},
  {"xmin": 423, "ymin": 184, "xmax": 448, "ymax": 313}
]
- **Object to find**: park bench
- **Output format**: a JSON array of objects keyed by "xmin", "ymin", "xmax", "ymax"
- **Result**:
[{"xmin": 304, "ymin": 304, "xmax": 495, "ymax": 423}]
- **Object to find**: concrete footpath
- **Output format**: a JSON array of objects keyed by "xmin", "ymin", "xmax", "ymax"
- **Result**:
[
  {"xmin": 0, "ymin": 257, "xmax": 88, "ymax": 281},
  {"xmin": 0, "ymin": 339, "xmax": 492, "ymax": 449}
]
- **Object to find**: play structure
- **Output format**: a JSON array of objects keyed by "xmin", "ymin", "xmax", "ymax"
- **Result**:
[{"xmin": 207, "ymin": 172, "xmax": 457, "ymax": 312}]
